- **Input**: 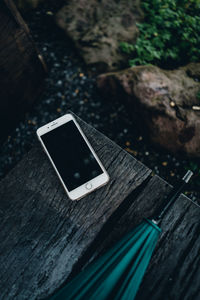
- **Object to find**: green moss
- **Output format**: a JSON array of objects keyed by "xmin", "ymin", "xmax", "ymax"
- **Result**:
[{"xmin": 120, "ymin": 0, "xmax": 200, "ymax": 69}]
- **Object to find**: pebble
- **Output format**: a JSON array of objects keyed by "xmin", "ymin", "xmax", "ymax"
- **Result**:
[{"xmin": 46, "ymin": 11, "xmax": 53, "ymax": 16}]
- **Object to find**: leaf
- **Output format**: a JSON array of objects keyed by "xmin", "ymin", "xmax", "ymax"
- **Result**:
[{"xmin": 120, "ymin": 0, "xmax": 200, "ymax": 67}]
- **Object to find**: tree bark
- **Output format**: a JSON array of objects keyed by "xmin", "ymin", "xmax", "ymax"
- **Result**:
[{"xmin": 0, "ymin": 0, "xmax": 46, "ymax": 142}]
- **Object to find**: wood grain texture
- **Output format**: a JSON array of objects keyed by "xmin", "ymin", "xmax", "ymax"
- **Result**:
[
  {"xmin": 137, "ymin": 180, "xmax": 200, "ymax": 300},
  {"xmin": 0, "ymin": 0, "xmax": 46, "ymax": 141},
  {"xmin": 0, "ymin": 114, "xmax": 151, "ymax": 299},
  {"xmin": 86, "ymin": 175, "xmax": 200, "ymax": 300}
]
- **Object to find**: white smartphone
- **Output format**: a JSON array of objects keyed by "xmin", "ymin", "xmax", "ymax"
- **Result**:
[{"xmin": 36, "ymin": 113, "xmax": 109, "ymax": 200}]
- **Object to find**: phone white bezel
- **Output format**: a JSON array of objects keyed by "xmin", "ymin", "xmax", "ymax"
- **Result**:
[{"xmin": 36, "ymin": 113, "xmax": 109, "ymax": 200}]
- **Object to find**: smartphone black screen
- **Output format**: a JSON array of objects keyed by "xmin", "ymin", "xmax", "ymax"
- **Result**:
[{"xmin": 40, "ymin": 120, "xmax": 103, "ymax": 191}]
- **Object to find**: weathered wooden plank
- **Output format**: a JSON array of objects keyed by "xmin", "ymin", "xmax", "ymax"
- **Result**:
[
  {"xmin": 83, "ymin": 175, "xmax": 200, "ymax": 300},
  {"xmin": 137, "ymin": 180, "xmax": 200, "ymax": 300},
  {"xmin": 0, "ymin": 114, "xmax": 151, "ymax": 299},
  {"xmin": 0, "ymin": 0, "xmax": 46, "ymax": 141}
]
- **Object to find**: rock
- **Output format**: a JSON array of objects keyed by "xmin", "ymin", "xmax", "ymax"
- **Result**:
[
  {"xmin": 55, "ymin": 0, "xmax": 143, "ymax": 72},
  {"xmin": 14, "ymin": 0, "xmax": 44, "ymax": 10},
  {"xmin": 97, "ymin": 63, "xmax": 200, "ymax": 157}
]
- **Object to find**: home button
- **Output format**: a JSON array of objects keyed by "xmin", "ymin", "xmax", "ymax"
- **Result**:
[{"xmin": 85, "ymin": 182, "xmax": 92, "ymax": 190}]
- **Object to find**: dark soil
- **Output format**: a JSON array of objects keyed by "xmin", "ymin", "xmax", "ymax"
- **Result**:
[{"xmin": 0, "ymin": 0, "xmax": 199, "ymax": 201}]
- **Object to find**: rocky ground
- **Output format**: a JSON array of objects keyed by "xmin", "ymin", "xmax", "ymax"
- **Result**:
[{"xmin": 0, "ymin": 0, "xmax": 199, "ymax": 201}]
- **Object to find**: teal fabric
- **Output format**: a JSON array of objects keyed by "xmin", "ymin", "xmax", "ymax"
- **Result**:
[{"xmin": 51, "ymin": 219, "xmax": 161, "ymax": 300}]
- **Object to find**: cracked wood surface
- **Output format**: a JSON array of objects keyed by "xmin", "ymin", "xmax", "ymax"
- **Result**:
[
  {"xmin": 0, "ymin": 114, "xmax": 151, "ymax": 299},
  {"xmin": 85, "ymin": 175, "xmax": 200, "ymax": 300}
]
